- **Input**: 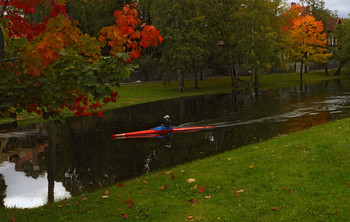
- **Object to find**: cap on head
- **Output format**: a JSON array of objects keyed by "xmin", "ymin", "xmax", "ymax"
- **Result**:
[{"xmin": 164, "ymin": 115, "xmax": 170, "ymax": 119}]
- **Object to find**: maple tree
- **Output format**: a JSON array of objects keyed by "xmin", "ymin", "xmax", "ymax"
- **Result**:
[
  {"xmin": 0, "ymin": 1, "xmax": 162, "ymax": 119},
  {"xmin": 282, "ymin": 6, "xmax": 331, "ymax": 81}
]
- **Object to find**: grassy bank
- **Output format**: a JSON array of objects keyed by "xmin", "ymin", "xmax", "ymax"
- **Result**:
[
  {"xmin": 2, "ymin": 117, "xmax": 350, "ymax": 221},
  {"xmin": 7, "ymin": 69, "xmax": 349, "ymax": 125}
]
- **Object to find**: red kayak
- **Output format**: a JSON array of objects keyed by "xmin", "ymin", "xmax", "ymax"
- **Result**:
[{"xmin": 112, "ymin": 125, "xmax": 215, "ymax": 139}]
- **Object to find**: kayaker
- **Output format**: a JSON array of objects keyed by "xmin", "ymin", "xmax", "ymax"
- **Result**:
[{"xmin": 162, "ymin": 115, "xmax": 172, "ymax": 128}]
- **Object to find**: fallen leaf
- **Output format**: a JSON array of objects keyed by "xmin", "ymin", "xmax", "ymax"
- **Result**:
[
  {"xmin": 110, "ymin": 212, "xmax": 116, "ymax": 216},
  {"xmin": 227, "ymin": 158, "xmax": 231, "ymax": 160},
  {"xmin": 166, "ymin": 171, "xmax": 173, "ymax": 174},
  {"xmin": 136, "ymin": 178, "xmax": 140, "ymax": 181},
  {"xmin": 271, "ymin": 207, "xmax": 280, "ymax": 211},
  {"xmin": 105, "ymin": 190, "xmax": 110, "ymax": 195},
  {"xmin": 10, "ymin": 216, "xmax": 15, "ymax": 222},
  {"xmin": 160, "ymin": 184, "xmax": 168, "ymax": 190},
  {"xmin": 234, "ymin": 191, "xmax": 239, "ymax": 197},
  {"xmin": 121, "ymin": 214, "xmax": 129, "ymax": 219},
  {"xmin": 181, "ymin": 170, "xmax": 185, "ymax": 173},
  {"xmin": 163, "ymin": 210, "xmax": 169, "ymax": 213},
  {"xmin": 58, "ymin": 205, "xmax": 63, "ymax": 208},
  {"xmin": 125, "ymin": 198, "xmax": 132, "ymax": 203},
  {"xmin": 254, "ymin": 146, "xmax": 259, "ymax": 149},
  {"xmin": 102, "ymin": 195, "xmax": 109, "ymax": 199},
  {"xmin": 198, "ymin": 187, "xmax": 205, "ymax": 193},
  {"xmin": 249, "ymin": 164, "xmax": 254, "ymax": 168},
  {"xmin": 171, "ymin": 173, "xmax": 175, "ymax": 179},
  {"xmin": 128, "ymin": 202, "xmax": 134, "ymax": 208},
  {"xmin": 281, "ymin": 187, "xmax": 287, "ymax": 189},
  {"xmin": 118, "ymin": 183, "xmax": 124, "ymax": 187},
  {"xmin": 186, "ymin": 178, "xmax": 196, "ymax": 183},
  {"xmin": 236, "ymin": 189, "xmax": 244, "ymax": 193},
  {"xmin": 335, "ymin": 206, "xmax": 339, "ymax": 214},
  {"xmin": 192, "ymin": 184, "xmax": 198, "ymax": 189},
  {"xmin": 143, "ymin": 180, "xmax": 148, "ymax": 184},
  {"xmin": 188, "ymin": 198, "xmax": 197, "ymax": 203},
  {"xmin": 81, "ymin": 196, "xmax": 87, "ymax": 201},
  {"xmin": 289, "ymin": 190, "xmax": 294, "ymax": 194},
  {"xmin": 205, "ymin": 195, "xmax": 213, "ymax": 199},
  {"xmin": 187, "ymin": 216, "xmax": 193, "ymax": 219}
]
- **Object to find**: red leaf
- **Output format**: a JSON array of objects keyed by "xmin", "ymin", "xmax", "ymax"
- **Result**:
[
  {"xmin": 234, "ymin": 191, "xmax": 239, "ymax": 197},
  {"xmin": 198, "ymin": 187, "xmax": 205, "ymax": 193},
  {"xmin": 118, "ymin": 183, "xmax": 124, "ymax": 187},
  {"xmin": 121, "ymin": 214, "xmax": 129, "ymax": 219},
  {"xmin": 128, "ymin": 202, "xmax": 134, "ymax": 208},
  {"xmin": 11, "ymin": 216, "xmax": 16, "ymax": 222},
  {"xmin": 160, "ymin": 184, "xmax": 168, "ymax": 190},
  {"xmin": 125, "ymin": 198, "xmax": 132, "ymax": 203},
  {"xmin": 188, "ymin": 198, "xmax": 197, "ymax": 203},
  {"xmin": 171, "ymin": 173, "xmax": 175, "ymax": 179}
]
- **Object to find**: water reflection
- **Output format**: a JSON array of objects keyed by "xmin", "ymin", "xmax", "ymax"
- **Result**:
[
  {"xmin": 1, "ymin": 78, "xmax": 350, "ymax": 208},
  {"xmin": 0, "ymin": 161, "xmax": 70, "ymax": 208}
]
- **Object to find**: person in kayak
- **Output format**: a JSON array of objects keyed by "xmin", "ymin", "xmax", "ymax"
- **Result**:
[{"xmin": 162, "ymin": 115, "xmax": 172, "ymax": 128}]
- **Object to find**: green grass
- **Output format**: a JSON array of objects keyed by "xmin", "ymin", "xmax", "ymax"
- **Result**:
[{"xmin": 2, "ymin": 118, "xmax": 350, "ymax": 221}]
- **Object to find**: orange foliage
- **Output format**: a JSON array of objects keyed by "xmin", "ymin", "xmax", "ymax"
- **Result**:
[{"xmin": 98, "ymin": 4, "xmax": 163, "ymax": 62}]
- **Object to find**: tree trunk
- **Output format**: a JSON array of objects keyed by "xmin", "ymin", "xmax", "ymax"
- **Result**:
[
  {"xmin": 334, "ymin": 60, "xmax": 346, "ymax": 76},
  {"xmin": 229, "ymin": 51, "xmax": 237, "ymax": 87},
  {"xmin": 254, "ymin": 71, "xmax": 259, "ymax": 87},
  {"xmin": 47, "ymin": 121, "xmax": 57, "ymax": 204},
  {"xmin": 247, "ymin": 71, "xmax": 254, "ymax": 90},
  {"xmin": 194, "ymin": 61, "xmax": 198, "ymax": 89},
  {"xmin": 194, "ymin": 71, "xmax": 198, "ymax": 89},
  {"xmin": 178, "ymin": 69, "xmax": 185, "ymax": 92},
  {"xmin": 300, "ymin": 62, "xmax": 304, "ymax": 82},
  {"xmin": 325, "ymin": 66, "xmax": 328, "ymax": 75}
]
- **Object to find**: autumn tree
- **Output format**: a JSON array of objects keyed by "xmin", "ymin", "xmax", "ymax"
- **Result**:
[
  {"xmin": 332, "ymin": 18, "xmax": 350, "ymax": 75},
  {"xmin": 0, "ymin": 1, "xmax": 162, "ymax": 119},
  {"xmin": 299, "ymin": 0, "xmax": 337, "ymax": 26},
  {"xmin": 282, "ymin": 10, "xmax": 331, "ymax": 81}
]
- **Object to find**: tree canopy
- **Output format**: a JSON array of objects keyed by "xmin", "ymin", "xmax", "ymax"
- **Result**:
[
  {"xmin": 0, "ymin": 1, "xmax": 162, "ymax": 119},
  {"xmin": 282, "ymin": 4, "xmax": 331, "ymax": 81}
]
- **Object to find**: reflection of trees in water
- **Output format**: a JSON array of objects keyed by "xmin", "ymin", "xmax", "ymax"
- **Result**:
[
  {"xmin": 0, "ymin": 174, "xmax": 6, "ymax": 207},
  {"xmin": 22, "ymin": 161, "xmax": 44, "ymax": 179}
]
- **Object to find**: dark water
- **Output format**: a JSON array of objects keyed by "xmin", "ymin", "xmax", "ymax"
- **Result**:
[{"xmin": 1, "ymin": 78, "xmax": 350, "ymax": 208}]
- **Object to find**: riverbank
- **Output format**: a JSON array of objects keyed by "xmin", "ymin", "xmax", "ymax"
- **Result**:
[
  {"xmin": 2, "ymin": 69, "xmax": 349, "ymax": 125},
  {"xmin": 1, "ymin": 117, "xmax": 350, "ymax": 221}
]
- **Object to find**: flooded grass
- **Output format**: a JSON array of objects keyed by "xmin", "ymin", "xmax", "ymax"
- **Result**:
[{"xmin": 2, "ymin": 118, "xmax": 350, "ymax": 221}]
